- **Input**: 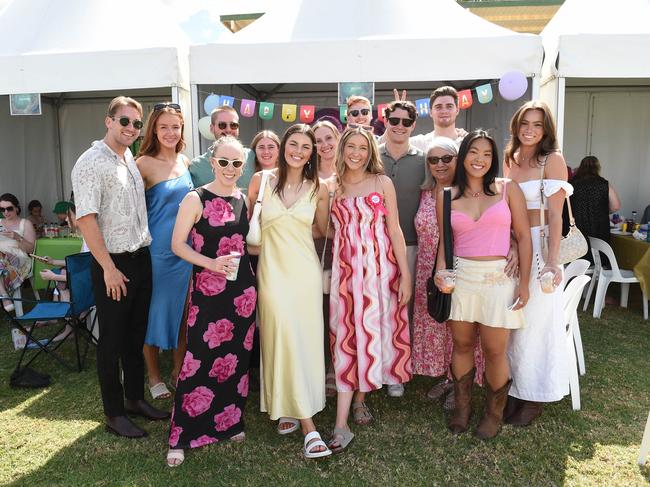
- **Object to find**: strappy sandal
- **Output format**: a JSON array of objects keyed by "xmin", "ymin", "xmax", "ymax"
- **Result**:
[
  {"xmin": 149, "ymin": 382, "xmax": 172, "ymax": 400},
  {"xmin": 351, "ymin": 401, "xmax": 374, "ymax": 426},
  {"xmin": 328, "ymin": 427, "xmax": 354, "ymax": 454},
  {"xmin": 166, "ymin": 449, "xmax": 185, "ymax": 467},
  {"xmin": 277, "ymin": 417, "xmax": 299, "ymax": 435},
  {"xmin": 303, "ymin": 431, "xmax": 332, "ymax": 459}
]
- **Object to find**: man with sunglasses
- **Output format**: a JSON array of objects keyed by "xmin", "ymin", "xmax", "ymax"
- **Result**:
[
  {"xmin": 346, "ymin": 95, "xmax": 374, "ymax": 132},
  {"xmin": 378, "ymin": 100, "xmax": 423, "ymax": 398},
  {"xmin": 72, "ymin": 96, "xmax": 168, "ymax": 439},
  {"xmin": 189, "ymin": 105, "xmax": 255, "ymax": 191}
]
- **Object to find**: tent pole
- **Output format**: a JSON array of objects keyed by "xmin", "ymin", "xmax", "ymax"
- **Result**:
[
  {"xmin": 531, "ymin": 75, "xmax": 540, "ymax": 100},
  {"xmin": 191, "ymin": 84, "xmax": 200, "ymax": 159},
  {"xmin": 556, "ymin": 77, "xmax": 566, "ymax": 151},
  {"xmin": 53, "ymin": 95, "xmax": 65, "ymax": 200}
]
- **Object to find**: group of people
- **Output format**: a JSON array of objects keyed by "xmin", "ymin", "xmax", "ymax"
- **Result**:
[{"xmin": 62, "ymin": 86, "xmax": 576, "ymax": 467}]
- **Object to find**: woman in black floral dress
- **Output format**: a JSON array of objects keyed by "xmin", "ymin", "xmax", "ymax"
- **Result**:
[{"xmin": 166, "ymin": 136, "xmax": 256, "ymax": 467}]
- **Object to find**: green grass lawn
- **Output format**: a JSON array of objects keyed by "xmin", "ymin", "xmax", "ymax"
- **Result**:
[{"xmin": 1, "ymin": 300, "xmax": 649, "ymax": 486}]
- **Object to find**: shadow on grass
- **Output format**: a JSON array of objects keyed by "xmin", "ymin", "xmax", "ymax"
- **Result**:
[{"xmin": 2, "ymin": 302, "xmax": 649, "ymax": 485}]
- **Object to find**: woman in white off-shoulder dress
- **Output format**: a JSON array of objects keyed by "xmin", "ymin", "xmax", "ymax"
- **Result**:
[{"xmin": 503, "ymin": 101, "xmax": 572, "ymax": 426}]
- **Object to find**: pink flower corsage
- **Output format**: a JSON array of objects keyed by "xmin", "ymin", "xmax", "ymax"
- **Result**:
[{"xmin": 366, "ymin": 192, "xmax": 388, "ymax": 219}]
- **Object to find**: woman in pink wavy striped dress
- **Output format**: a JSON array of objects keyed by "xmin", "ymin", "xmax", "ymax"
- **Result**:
[{"xmin": 327, "ymin": 127, "xmax": 412, "ymax": 453}]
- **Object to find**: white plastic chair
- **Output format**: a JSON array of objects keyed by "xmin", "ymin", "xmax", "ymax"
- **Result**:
[
  {"xmin": 639, "ymin": 410, "xmax": 650, "ymax": 465},
  {"xmin": 588, "ymin": 237, "xmax": 648, "ymax": 320},
  {"xmin": 563, "ymin": 259, "xmax": 590, "ymax": 376},
  {"xmin": 563, "ymin": 274, "xmax": 591, "ymax": 411}
]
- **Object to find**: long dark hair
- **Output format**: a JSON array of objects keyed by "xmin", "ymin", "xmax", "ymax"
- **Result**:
[
  {"xmin": 573, "ymin": 155, "xmax": 601, "ymax": 180},
  {"xmin": 0, "ymin": 193, "xmax": 21, "ymax": 215},
  {"xmin": 453, "ymin": 129, "xmax": 498, "ymax": 200},
  {"xmin": 275, "ymin": 124, "xmax": 319, "ymax": 198},
  {"xmin": 504, "ymin": 100, "xmax": 559, "ymax": 168}
]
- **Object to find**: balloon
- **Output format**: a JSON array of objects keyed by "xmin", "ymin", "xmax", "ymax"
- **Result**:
[
  {"xmin": 198, "ymin": 116, "xmax": 215, "ymax": 140},
  {"xmin": 203, "ymin": 94, "xmax": 221, "ymax": 115},
  {"xmin": 498, "ymin": 71, "xmax": 528, "ymax": 101}
]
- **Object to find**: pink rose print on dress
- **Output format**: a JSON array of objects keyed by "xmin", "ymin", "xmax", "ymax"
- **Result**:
[
  {"xmin": 216, "ymin": 234, "xmax": 245, "ymax": 257},
  {"xmin": 195, "ymin": 269, "xmax": 226, "ymax": 296},
  {"xmin": 237, "ymin": 373, "xmax": 249, "ymax": 397},
  {"xmin": 203, "ymin": 319, "xmax": 234, "ymax": 349},
  {"xmin": 233, "ymin": 287, "xmax": 257, "ymax": 318},
  {"xmin": 179, "ymin": 351, "xmax": 201, "ymax": 381},
  {"xmin": 181, "ymin": 386, "xmax": 214, "ymax": 417},
  {"xmin": 169, "ymin": 424, "xmax": 183, "ymax": 447},
  {"xmin": 187, "ymin": 304, "xmax": 199, "ymax": 327},
  {"xmin": 203, "ymin": 197, "xmax": 235, "ymax": 227},
  {"xmin": 190, "ymin": 435, "xmax": 218, "ymax": 448},
  {"xmin": 191, "ymin": 228, "xmax": 204, "ymax": 253},
  {"xmin": 243, "ymin": 323, "xmax": 255, "ymax": 351},
  {"xmin": 214, "ymin": 404, "xmax": 242, "ymax": 432},
  {"xmin": 208, "ymin": 353, "xmax": 238, "ymax": 383}
]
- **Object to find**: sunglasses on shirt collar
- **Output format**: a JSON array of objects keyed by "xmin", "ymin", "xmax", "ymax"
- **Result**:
[
  {"xmin": 111, "ymin": 116, "xmax": 144, "ymax": 130},
  {"xmin": 348, "ymin": 123, "xmax": 374, "ymax": 133}
]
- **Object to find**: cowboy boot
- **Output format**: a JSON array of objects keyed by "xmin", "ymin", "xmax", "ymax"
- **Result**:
[
  {"xmin": 448, "ymin": 368, "xmax": 475, "ymax": 435},
  {"xmin": 505, "ymin": 400, "xmax": 544, "ymax": 427},
  {"xmin": 503, "ymin": 395, "xmax": 522, "ymax": 422},
  {"xmin": 475, "ymin": 376, "xmax": 512, "ymax": 440}
]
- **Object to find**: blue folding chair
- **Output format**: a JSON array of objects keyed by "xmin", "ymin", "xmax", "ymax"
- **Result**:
[{"xmin": 2, "ymin": 252, "xmax": 97, "ymax": 374}]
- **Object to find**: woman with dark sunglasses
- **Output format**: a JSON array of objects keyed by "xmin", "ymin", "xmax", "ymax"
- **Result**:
[
  {"xmin": 0, "ymin": 193, "xmax": 36, "ymax": 312},
  {"xmin": 136, "ymin": 103, "xmax": 193, "ymax": 402},
  {"xmin": 434, "ymin": 130, "xmax": 531, "ymax": 439},
  {"xmin": 166, "ymin": 136, "xmax": 256, "ymax": 467},
  {"xmin": 412, "ymin": 137, "xmax": 486, "ymax": 410}
]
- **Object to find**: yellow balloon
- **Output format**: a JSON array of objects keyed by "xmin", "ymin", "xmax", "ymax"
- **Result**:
[{"xmin": 198, "ymin": 116, "xmax": 215, "ymax": 140}]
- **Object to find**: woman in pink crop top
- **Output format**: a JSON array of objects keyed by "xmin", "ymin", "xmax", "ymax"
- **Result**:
[{"xmin": 434, "ymin": 130, "xmax": 532, "ymax": 439}]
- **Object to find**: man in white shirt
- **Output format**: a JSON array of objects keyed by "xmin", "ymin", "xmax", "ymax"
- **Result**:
[
  {"xmin": 72, "ymin": 96, "xmax": 169, "ymax": 438},
  {"xmin": 408, "ymin": 86, "xmax": 466, "ymax": 152}
]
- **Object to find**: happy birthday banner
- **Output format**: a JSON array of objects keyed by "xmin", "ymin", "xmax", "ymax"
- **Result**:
[{"xmin": 197, "ymin": 71, "xmax": 528, "ymax": 137}]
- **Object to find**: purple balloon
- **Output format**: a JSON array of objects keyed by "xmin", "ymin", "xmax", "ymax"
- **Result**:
[{"xmin": 498, "ymin": 71, "xmax": 528, "ymax": 101}]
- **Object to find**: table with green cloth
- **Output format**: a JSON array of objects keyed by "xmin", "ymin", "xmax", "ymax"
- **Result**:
[
  {"xmin": 32, "ymin": 237, "xmax": 84, "ymax": 290},
  {"xmin": 610, "ymin": 234, "xmax": 650, "ymax": 296}
]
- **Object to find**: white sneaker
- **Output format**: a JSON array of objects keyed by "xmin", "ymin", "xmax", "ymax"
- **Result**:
[{"xmin": 387, "ymin": 384, "xmax": 404, "ymax": 397}]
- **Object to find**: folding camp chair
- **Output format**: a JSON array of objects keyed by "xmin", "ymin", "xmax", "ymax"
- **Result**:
[{"xmin": 1, "ymin": 252, "xmax": 96, "ymax": 374}]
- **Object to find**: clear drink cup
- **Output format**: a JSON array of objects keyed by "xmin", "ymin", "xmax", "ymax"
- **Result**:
[
  {"xmin": 226, "ymin": 251, "xmax": 241, "ymax": 281},
  {"xmin": 436, "ymin": 269, "xmax": 456, "ymax": 293},
  {"xmin": 540, "ymin": 271, "xmax": 555, "ymax": 293}
]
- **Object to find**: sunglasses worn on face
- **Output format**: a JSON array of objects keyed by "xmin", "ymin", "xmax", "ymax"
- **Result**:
[
  {"xmin": 348, "ymin": 123, "xmax": 374, "ymax": 132},
  {"xmin": 348, "ymin": 108, "xmax": 370, "ymax": 118},
  {"xmin": 217, "ymin": 121, "xmax": 240, "ymax": 130},
  {"xmin": 0, "ymin": 206, "xmax": 14, "ymax": 213},
  {"xmin": 112, "ymin": 116, "xmax": 144, "ymax": 130},
  {"xmin": 387, "ymin": 117, "xmax": 415, "ymax": 128},
  {"xmin": 427, "ymin": 154, "xmax": 456, "ymax": 165},
  {"xmin": 153, "ymin": 103, "xmax": 181, "ymax": 112},
  {"xmin": 216, "ymin": 158, "xmax": 244, "ymax": 168}
]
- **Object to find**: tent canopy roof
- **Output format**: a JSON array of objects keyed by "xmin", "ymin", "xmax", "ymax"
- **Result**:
[
  {"xmin": 542, "ymin": 0, "xmax": 650, "ymax": 79},
  {"xmin": 0, "ymin": 0, "xmax": 190, "ymax": 95},
  {"xmin": 191, "ymin": 0, "xmax": 542, "ymax": 85}
]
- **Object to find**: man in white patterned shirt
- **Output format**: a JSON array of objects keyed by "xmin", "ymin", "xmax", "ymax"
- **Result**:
[{"xmin": 72, "ymin": 96, "xmax": 168, "ymax": 438}]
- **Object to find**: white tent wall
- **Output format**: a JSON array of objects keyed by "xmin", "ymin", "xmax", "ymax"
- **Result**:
[
  {"xmin": 0, "ymin": 95, "xmax": 60, "ymax": 221},
  {"xmin": 563, "ymin": 88, "xmax": 650, "ymax": 217}
]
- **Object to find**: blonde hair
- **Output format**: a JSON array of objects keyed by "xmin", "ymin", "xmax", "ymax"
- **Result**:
[
  {"xmin": 107, "ymin": 96, "xmax": 143, "ymax": 118},
  {"xmin": 346, "ymin": 95, "xmax": 371, "ymax": 109}
]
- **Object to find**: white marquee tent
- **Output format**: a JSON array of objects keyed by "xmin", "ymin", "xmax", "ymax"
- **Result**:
[
  {"xmin": 0, "ymin": 0, "xmax": 192, "ymax": 218},
  {"xmin": 189, "ymin": 0, "xmax": 543, "ymax": 155},
  {"xmin": 540, "ymin": 0, "xmax": 650, "ymax": 216}
]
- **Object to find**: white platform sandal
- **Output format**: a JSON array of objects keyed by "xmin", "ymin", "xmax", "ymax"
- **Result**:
[{"xmin": 303, "ymin": 431, "xmax": 332, "ymax": 459}]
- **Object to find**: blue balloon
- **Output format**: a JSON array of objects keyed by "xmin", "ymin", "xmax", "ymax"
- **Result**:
[
  {"xmin": 498, "ymin": 71, "xmax": 528, "ymax": 101},
  {"xmin": 203, "ymin": 94, "xmax": 221, "ymax": 116}
]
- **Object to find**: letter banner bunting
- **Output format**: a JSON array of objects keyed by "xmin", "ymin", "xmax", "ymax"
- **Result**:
[
  {"xmin": 476, "ymin": 84, "xmax": 493, "ymax": 104},
  {"xmin": 259, "ymin": 102, "xmax": 274, "ymax": 120},
  {"xmin": 458, "ymin": 89, "xmax": 473, "ymax": 109},
  {"xmin": 415, "ymin": 98, "xmax": 430, "ymax": 116},
  {"xmin": 281, "ymin": 104, "xmax": 297, "ymax": 122},
  {"xmin": 219, "ymin": 95, "xmax": 234, "ymax": 107},
  {"xmin": 240, "ymin": 99, "xmax": 256, "ymax": 118},
  {"xmin": 300, "ymin": 105, "xmax": 315, "ymax": 123}
]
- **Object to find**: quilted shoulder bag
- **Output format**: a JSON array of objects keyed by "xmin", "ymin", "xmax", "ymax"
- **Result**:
[
  {"xmin": 246, "ymin": 170, "xmax": 270, "ymax": 246},
  {"xmin": 538, "ymin": 165, "xmax": 587, "ymax": 265},
  {"xmin": 427, "ymin": 188, "xmax": 453, "ymax": 322}
]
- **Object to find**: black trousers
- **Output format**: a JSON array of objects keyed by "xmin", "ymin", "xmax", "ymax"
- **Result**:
[{"xmin": 91, "ymin": 248, "xmax": 152, "ymax": 417}]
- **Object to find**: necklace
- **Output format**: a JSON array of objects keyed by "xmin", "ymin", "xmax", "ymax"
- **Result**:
[
  {"xmin": 287, "ymin": 179, "xmax": 305, "ymax": 191},
  {"xmin": 468, "ymin": 189, "xmax": 482, "ymax": 198}
]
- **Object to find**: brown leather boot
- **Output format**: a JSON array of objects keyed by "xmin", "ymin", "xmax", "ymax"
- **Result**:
[
  {"xmin": 505, "ymin": 400, "xmax": 544, "ymax": 426},
  {"xmin": 447, "ymin": 368, "xmax": 475, "ymax": 435},
  {"xmin": 503, "ymin": 395, "xmax": 522, "ymax": 422},
  {"xmin": 475, "ymin": 376, "xmax": 512, "ymax": 440}
]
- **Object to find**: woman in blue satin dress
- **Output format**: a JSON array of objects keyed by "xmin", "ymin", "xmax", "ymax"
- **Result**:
[{"xmin": 136, "ymin": 103, "xmax": 193, "ymax": 400}]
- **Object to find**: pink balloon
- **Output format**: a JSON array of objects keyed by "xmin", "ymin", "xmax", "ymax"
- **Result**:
[{"xmin": 499, "ymin": 71, "xmax": 528, "ymax": 101}]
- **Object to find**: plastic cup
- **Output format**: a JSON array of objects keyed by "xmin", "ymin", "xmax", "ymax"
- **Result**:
[
  {"xmin": 540, "ymin": 271, "xmax": 555, "ymax": 294},
  {"xmin": 436, "ymin": 269, "xmax": 456, "ymax": 293},
  {"xmin": 226, "ymin": 251, "xmax": 241, "ymax": 281}
]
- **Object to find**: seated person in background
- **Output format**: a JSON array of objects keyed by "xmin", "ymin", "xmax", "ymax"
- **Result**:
[
  {"xmin": 0, "ymin": 193, "xmax": 36, "ymax": 312},
  {"xmin": 27, "ymin": 200, "xmax": 45, "ymax": 238},
  {"xmin": 53, "ymin": 201, "xmax": 73, "ymax": 227}
]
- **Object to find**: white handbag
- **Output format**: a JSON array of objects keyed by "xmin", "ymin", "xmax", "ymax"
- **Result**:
[{"xmin": 246, "ymin": 170, "xmax": 270, "ymax": 246}]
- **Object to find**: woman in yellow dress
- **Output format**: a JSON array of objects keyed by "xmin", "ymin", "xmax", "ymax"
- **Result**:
[{"xmin": 248, "ymin": 124, "xmax": 331, "ymax": 459}]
